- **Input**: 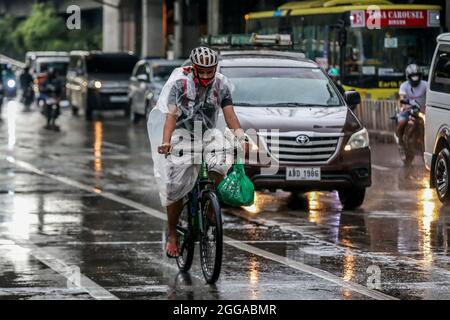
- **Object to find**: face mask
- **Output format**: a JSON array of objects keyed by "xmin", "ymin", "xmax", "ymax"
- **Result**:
[
  {"xmin": 193, "ymin": 66, "xmax": 216, "ymax": 87},
  {"xmin": 411, "ymin": 75, "xmax": 419, "ymax": 82}
]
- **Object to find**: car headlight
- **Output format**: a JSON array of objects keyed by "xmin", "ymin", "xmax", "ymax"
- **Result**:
[
  {"xmin": 344, "ymin": 128, "xmax": 369, "ymax": 151},
  {"xmin": 94, "ymin": 81, "xmax": 102, "ymax": 89},
  {"xmin": 88, "ymin": 80, "xmax": 102, "ymax": 89}
]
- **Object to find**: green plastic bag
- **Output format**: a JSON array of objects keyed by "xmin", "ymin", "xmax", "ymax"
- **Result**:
[{"xmin": 217, "ymin": 163, "xmax": 255, "ymax": 207}]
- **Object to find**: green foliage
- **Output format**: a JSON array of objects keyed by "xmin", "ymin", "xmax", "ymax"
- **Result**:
[
  {"xmin": 0, "ymin": 15, "xmax": 21, "ymax": 58},
  {"xmin": 14, "ymin": 3, "xmax": 67, "ymax": 51},
  {"xmin": 0, "ymin": 3, "xmax": 102, "ymax": 60}
]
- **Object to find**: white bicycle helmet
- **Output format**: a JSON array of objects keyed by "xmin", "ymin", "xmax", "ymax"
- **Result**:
[{"xmin": 190, "ymin": 47, "xmax": 219, "ymax": 68}]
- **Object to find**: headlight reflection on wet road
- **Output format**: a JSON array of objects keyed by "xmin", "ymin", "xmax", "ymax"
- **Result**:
[
  {"xmin": 93, "ymin": 121, "xmax": 103, "ymax": 192},
  {"xmin": 7, "ymin": 101, "xmax": 18, "ymax": 151},
  {"xmin": 418, "ymin": 178, "xmax": 439, "ymax": 267}
]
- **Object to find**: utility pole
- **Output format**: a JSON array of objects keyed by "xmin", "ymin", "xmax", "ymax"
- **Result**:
[
  {"xmin": 174, "ymin": 0, "xmax": 183, "ymax": 58},
  {"xmin": 208, "ymin": 0, "xmax": 220, "ymax": 35}
]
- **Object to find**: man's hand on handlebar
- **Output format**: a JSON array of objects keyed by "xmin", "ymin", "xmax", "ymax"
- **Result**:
[{"xmin": 158, "ymin": 143, "xmax": 172, "ymax": 155}]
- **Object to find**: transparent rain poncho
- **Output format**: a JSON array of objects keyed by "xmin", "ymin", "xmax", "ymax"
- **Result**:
[{"xmin": 147, "ymin": 67, "xmax": 235, "ymax": 207}]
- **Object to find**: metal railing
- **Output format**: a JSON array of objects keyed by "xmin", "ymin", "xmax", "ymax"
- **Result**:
[{"xmin": 355, "ymin": 99, "xmax": 398, "ymax": 135}]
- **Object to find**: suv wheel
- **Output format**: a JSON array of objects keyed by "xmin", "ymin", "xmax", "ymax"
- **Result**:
[
  {"xmin": 85, "ymin": 106, "xmax": 93, "ymax": 121},
  {"xmin": 434, "ymin": 148, "xmax": 450, "ymax": 203},
  {"xmin": 338, "ymin": 187, "xmax": 366, "ymax": 210}
]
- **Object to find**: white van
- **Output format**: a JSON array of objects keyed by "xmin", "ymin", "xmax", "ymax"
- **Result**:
[{"xmin": 424, "ymin": 33, "xmax": 450, "ymax": 203}]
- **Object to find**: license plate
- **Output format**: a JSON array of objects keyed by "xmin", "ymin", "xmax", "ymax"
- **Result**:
[
  {"xmin": 110, "ymin": 95, "xmax": 128, "ymax": 103},
  {"xmin": 286, "ymin": 167, "xmax": 321, "ymax": 181}
]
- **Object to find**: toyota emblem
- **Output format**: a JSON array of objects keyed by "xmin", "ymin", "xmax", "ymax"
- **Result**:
[{"xmin": 296, "ymin": 135, "xmax": 310, "ymax": 145}]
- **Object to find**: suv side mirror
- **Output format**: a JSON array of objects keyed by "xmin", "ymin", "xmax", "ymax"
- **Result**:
[
  {"xmin": 137, "ymin": 74, "xmax": 149, "ymax": 82},
  {"xmin": 344, "ymin": 91, "xmax": 361, "ymax": 110}
]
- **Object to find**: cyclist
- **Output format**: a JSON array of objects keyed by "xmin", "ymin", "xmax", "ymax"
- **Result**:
[{"xmin": 147, "ymin": 47, "xmax": 249, "ymax": 258}]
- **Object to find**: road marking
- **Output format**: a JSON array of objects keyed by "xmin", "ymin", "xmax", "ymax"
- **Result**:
[
  {"xmin": 6, "ymin": 157, "xmax": 397, "ymax": 300},
  {"xmin": 102, "ymin": 141, "xmax": 128, "ymax": 150},
  {"xmin": 372, "ymin": 164, "xmax": 391, "ymax": 171},
  {"xmin": 5, "ymin": 237, "xmax": 118, "ymax": 300},
  {"xmin": 60, "ymin": 240, "xmax": 312, "ymax": 246}
]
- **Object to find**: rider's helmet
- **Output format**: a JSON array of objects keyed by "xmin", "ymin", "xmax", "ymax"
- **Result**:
[
  {"xmin": 405, "ymin": 64, "xmax": 422, "ymax": 88},
  {"xmin": 190, "ymin": 46, "xmax": 219, "ymax": 87}
]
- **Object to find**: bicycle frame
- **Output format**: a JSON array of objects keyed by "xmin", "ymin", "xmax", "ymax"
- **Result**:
[{"xmin": 188, "ymin": 161, "xmax": 213, "ymax": 241}]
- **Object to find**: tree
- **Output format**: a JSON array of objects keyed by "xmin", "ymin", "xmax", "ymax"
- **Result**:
[
  {"xmin": 14, "ymin": 3, "xmax": 68, "ymax": 52},
  {"xmin": 0, "ymin": 15, "xmax": 21, "ymax": 58},
  {"xmin": 4, "ymin": 3, "xmax": 102, "ymax": 60}
]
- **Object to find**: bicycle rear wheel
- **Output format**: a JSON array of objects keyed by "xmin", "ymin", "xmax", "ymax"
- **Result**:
[
  {"xmin": 176, "ymin": 202, "xmax": 195, "ymax": 272},
  {"xmin": 199, "ymin": 190, "xmax": 223, "ymax": 284}
]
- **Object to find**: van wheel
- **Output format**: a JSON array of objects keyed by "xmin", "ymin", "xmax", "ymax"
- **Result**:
[
  {"xmin": 338, "ymin": 187, "xmax": 366, "ymax": 210},
  {"xmin": 434, "ymin": 148, "xmax": 450, "ymax": 203}
]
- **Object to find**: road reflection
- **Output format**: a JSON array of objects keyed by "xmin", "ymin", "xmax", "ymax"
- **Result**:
[
  {"xmin": 7, "ymin": 100, "xmax": 18, "ymax": 151},
  {"xmin": 93, "ymin": 121, "xmax": 103, "ymax": 191},
  {"xmin": 248, "ymin": 255, "xmax": 260, "ymax": 299},
  {"xmin": 418, "ymin": 178, "xmax": 439, "ymax": 266}
]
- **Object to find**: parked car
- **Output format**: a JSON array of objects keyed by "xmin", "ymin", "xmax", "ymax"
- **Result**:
[
  {"xmin": 128, "ymin": 58, "xmax": 183, "ymax": 123},
  {"xmin": 215, "ymin": 50, "xmax": 371, "ymax": 209},
  {"xmin": 66, "ymin": 51, "xmax": 139, "ymax": 120},
  {"xmin": 424, "ymin": 33, "xmax": 450, "ymax": 203}
]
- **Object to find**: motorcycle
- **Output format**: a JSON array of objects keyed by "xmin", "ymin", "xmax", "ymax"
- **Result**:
[
  {"xmin": 4, "ymin": 77, "xmax": 17, "ymax": 100},
  {"xmin": 39, "ymin": 83, "xmax": 61, "ymax": 131},
  {"xmin": 393, "ymin": 99, "xmax": 425, "ymax": 166}
]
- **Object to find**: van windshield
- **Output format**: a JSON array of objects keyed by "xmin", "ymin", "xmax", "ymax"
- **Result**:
[{"xmin": 86, "ymin": 55, "xmax": 138, "ymax": 74}]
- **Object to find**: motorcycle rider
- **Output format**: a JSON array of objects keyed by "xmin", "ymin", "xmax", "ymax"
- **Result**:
[
  {"xmin": 40, "ymin": 67, "xmax": 63, "ymax": 130},
  {"xmin": 19, "ymin": 66, "xmax": 34, "ymax": 111},
  {"xmin": 327, "ymin": 67, "xmax": 345, "ymax": 96},
  {"xmin": 396, "ymin": 64, "xmax": 427, "ymax": 146}
]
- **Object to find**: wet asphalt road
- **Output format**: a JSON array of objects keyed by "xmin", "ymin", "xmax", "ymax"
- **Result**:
[{"xmin": 1, "ymin": 100, "xmax": 450, "ymax": 300}]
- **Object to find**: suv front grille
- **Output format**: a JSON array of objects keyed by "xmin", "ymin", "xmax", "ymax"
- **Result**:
[{"xmin": 260, "ymin": 132, "xmax": 342, "ymax": 163}]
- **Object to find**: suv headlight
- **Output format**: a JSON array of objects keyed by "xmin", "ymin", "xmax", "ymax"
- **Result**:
[
  {"xmin": 88, "ymin": 80, "xmax": 102, "ymax": 89},
  {"xmin": 344, "ymin": 128, "xmax": 369, "ymax": 151}
]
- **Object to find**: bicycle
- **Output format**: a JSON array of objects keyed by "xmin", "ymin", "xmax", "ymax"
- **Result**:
[{"xmin": 175, "ymin": 160, "xmax": 223, "ymax": 284}]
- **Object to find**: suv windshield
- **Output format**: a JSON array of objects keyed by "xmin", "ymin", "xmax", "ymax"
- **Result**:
[
  {"xmin": 87, "ymin": 55, "xmax": 138, "ymax": 74},
  {"xmin": 220, "ymin": 67, "xmax": 343, "ymax": 107}
]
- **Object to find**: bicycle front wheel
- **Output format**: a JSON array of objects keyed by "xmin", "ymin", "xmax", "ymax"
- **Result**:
[
  {"xmin": 199, "ymin": 190, "xmax": 223, "ymax": 284},
  {"xmin": 176, "ymin": 202, "xmax": 195, "ymax": 272}
]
